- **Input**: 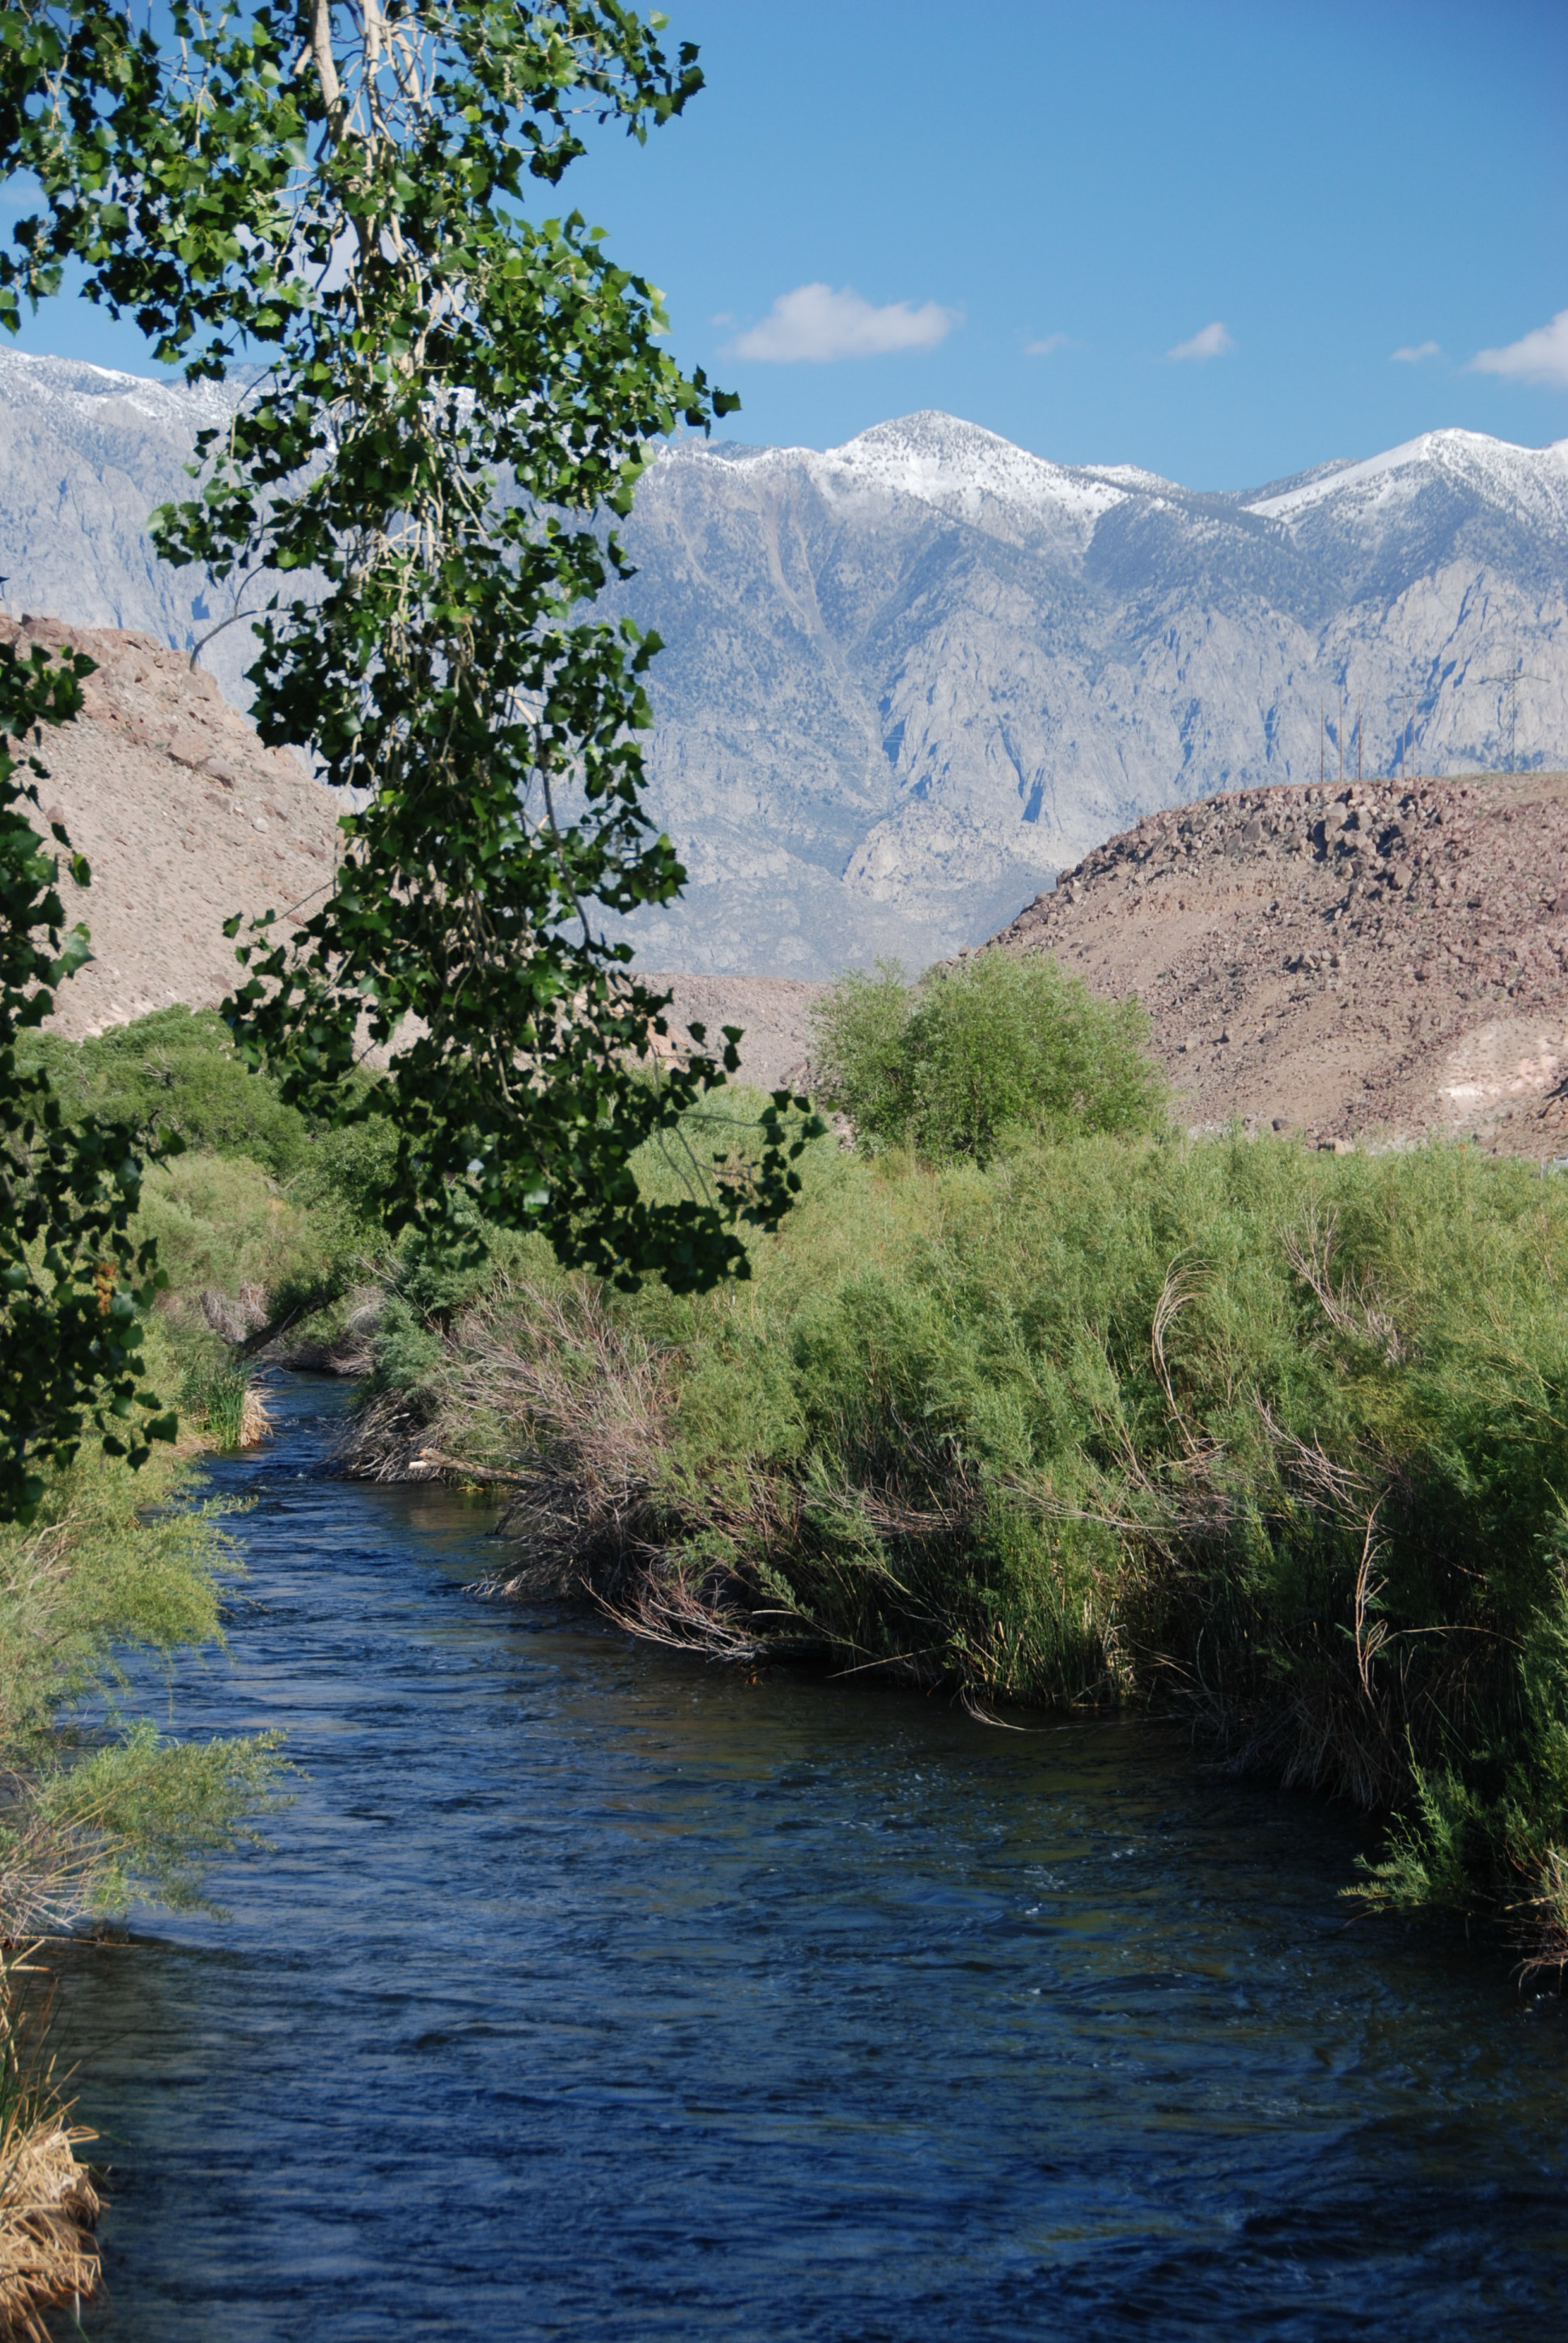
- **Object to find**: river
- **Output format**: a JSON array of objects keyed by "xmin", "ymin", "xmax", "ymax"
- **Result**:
[{"xmin": 53, "ymin": 1375, "xmax": 1568, "ymax": 2337}]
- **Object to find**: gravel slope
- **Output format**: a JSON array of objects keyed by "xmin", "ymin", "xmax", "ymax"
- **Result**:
[{"xmin": 994, "ymin": 771, "xmax": 1568, "ymax": 1151}]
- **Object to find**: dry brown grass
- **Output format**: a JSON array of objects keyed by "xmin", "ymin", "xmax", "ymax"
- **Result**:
[
  {"xmin": 460, "ymin": 1275, "xmax": 675, "ymax": 1598},
  {"xmin": 237, "ymin": 1382, "xmax": 274, "ymax": 1448},
  {"xmin": 0, "ymin": 2115, "xmax": 101, "ymax": 2341},
  {"xmin": 0, "ymin": 1970, "xmax": 100, "ymax": 2341}
]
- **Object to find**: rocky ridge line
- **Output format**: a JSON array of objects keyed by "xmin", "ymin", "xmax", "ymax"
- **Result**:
[{"xmin": 993, "ymin": 770, "xmax": 1568, "ymax": 1149}]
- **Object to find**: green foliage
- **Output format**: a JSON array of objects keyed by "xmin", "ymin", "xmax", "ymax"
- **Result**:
[
  {"xmin": 2, "ymin": 2, "xmax": 818, "ymax": 1292},
  {"xmin": 812, "ymin": 951, "xmax": 1167, "ymax": 1163},
  {"xmin": 19, "ymin": 1003, "xmax": 314, "ymax": 1178},
  {"xmin": 33, "ymin": 1718, "xmax": 285, "ymax": 1917},
  {"xmin": 381, "ymin": 1130, "xmax": 1568, "ymax": 1964},
  {"xmin": 0, "ymin": 640, "xmax": 177, "ymax": 1523},
  {"xmin": 0, "ymin": 1362, "xmax": 287, "ymax": 1931},
  {"xmin": 178, "ymin": 1357, "xmax": 252, "ymax": 1449},
  {"xmin": 28, "ymin": 1012, "xmax": 405, "ymax": 1327}
]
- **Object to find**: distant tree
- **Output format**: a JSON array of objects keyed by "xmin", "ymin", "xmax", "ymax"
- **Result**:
[
  {"xmin": 0, "ymin": 4, "xmax": 817, "ymax": 1515},
  {"xmin": 812, "ymin": 951, "xmax": 1166, "ymax": 1164}
]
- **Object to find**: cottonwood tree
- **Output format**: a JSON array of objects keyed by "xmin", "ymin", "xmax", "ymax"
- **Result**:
[
  {"xmin": 0, "ymin": 642, "xmax": 176, "ymax": 1520},
  {"xmin": 0, "ymin": 2, "xmax": 815, "ymax": 1513}
]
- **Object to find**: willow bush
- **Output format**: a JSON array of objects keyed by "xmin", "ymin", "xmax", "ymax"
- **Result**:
[
  {"xmin": 810, "ymin": 951, "xmax": 1167, "ymax": 1163},
  {"xmin": 0, "ymin": 1333, "xmax": 286, "ymax": 1938},
  {"xmin": 362, "ymin": 1124, "xmax": 1568, "ymax": 1970}
]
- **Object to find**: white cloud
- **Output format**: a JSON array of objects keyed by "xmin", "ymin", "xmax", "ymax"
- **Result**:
[
  {"xmin": 1167, "ymin": 320, "xmax": 1235, "ymax": 363},
  {"xmin": 728, "ymin": 283, "xmax": 959, "ymax": 364},
  {"xmin": 1469, "ymin": 308, "xmax": 1568, "ymax": 390},
  {"xmin": 1025, "ymin": 333, "xmax": 1073, "ymax": 357},
  {"xmin": 1391, "ymin": 340, "xmax": 1441, "ymax": 364}
]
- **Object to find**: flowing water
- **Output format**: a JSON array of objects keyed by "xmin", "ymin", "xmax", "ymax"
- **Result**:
[{"xmin": 53, "ymin": 1376, "xmax": 1568, "ymax": 2339}]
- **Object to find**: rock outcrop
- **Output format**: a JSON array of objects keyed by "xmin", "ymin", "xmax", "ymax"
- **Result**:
[{"xmin": 994, "ymin": 770, "xmax": 1568, "ymax": 1150}]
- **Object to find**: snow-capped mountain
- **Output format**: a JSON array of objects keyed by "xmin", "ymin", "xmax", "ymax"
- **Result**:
[
  {"xmin": 600, "ymin": 413, "xmax": 1568, "ymax": 969},
  {"xmin": 0, "ymin": 348, "xmax": 258, "ymax": 698},
  {"xmin": 2, "ymin": 347, "xmax": 1566, "ymax": 976}
]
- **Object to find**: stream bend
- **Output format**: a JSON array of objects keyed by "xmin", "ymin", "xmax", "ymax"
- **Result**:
[{"xmin": 57, "ymin": 1376, "xmax": 1568, "ymax": 2339}]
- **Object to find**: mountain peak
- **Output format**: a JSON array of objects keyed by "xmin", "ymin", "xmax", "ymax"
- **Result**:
[
  {"xmin": 821, "ymin": 410, "xmax": 1127, "ymax": 529},
  {"xmin": 1247, "ymin": 426, "xmax": 1568, "ymax": 524}
]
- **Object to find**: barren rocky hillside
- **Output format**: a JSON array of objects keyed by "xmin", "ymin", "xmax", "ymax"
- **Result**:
[
  {"xmin": 10, "ymin": 612, "xmax": 822, "ymax": 1087},
  {"xmin": 6, "ymin": 615, "xmax": 339, "ymax": 1036},
  {"xmin": 664, "ymin": 773, "xmax": 1568, "ymax": 1150},
  {"xmin": 994, "ymin": 772, "xmax": 1568, "ymax": 1151},
  {"xmin": 16, "ymin": 610, "xmax": 1568, "ymax": 1152}
]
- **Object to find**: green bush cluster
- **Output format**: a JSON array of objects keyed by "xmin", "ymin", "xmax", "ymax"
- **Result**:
[
  {"xmin": 0, "ymin": 1318, "xmax": 287, "ymax": 1934},
  {"xmin": 23, "ymin": 1010, "xmax": 400, "ymax": 1346},
  {"xmin": 19, "ymin": 1006, "xmax": 311, "ymax": 1179},
  {"xmin": 810, "ymin": 951, "xmax": 1167, "ymax": 1162},
  {"xmin": 375, "ymin": 1121, "xmax": 1568, "ymax": 1968}
]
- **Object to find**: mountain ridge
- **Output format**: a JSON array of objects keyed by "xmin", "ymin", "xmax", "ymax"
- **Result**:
[{"xmin": 2, "ymin": 350, "xmax": 1566, "ymax": 975}]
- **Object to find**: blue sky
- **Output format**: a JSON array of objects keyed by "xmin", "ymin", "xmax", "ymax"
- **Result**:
[{"xmin": 7, "ymin": 0, "xmax": 1566, "ymax": 488}]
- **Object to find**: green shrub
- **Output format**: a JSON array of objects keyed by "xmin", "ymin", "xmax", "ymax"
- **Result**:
[
  {"xmin": 366, "ymin": 1127, "xmax": 1568, "ymax": 1970},
  {"xmin": 0, "ymin": 1321, "xmax": 286, "ymax": 1932},
  {"xmin": 134, "ymin": 1150, "xmax": 323, "ymax": 1302},
  {"xmin": 18, "ymin": 1006, "xmax": 311, "ymax": 1177},
  {"xmin": 811, "ymin": 951, "xmax": 1166, "ymax": 1161}
]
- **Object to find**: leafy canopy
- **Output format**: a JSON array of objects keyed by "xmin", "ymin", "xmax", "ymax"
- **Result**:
[
  {"xmin": 0, "ymin": 3, "xmax": 822, "ymax": 1516},
  {"xmin": 811, "ymin": 951, "xmax": 1168, "ymax": 1164},
  {"xmin": 1, "ymin": 1, "xmax": 816, "ymax": 1303},
  {"xmin": 0, "ymin": 642, "xmax": 177, "ymax": 1523}
]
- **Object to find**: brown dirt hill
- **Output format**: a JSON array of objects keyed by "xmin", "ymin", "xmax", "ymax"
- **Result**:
[
  {"xmin": 640, "ymin": 972, "xmax": 827, "ymax": 1094},
  {"xmin": 991, "ymin": 772, "xmax": 1568, "ymax": 1153},
  {"xmin": 9, "ymin": 615, "xmax": 828, "ymax": 1090},
  {"xmin": 5, "ymin": 613, "xmax": 338, "ymax": 1037}
]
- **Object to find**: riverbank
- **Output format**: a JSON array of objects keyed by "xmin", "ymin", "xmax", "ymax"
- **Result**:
[
  {"xmin": 20, "ymin": 999, "xmax": 1568, "ymax": 1993},
  {"xmin": 0, "ymin": 1359, "xmax": 288, "ymax": 2335},
  {"xmin": 0, "ymin": 1006, "xmax": 395, "ymax": 2331},
  {"xmin": 11, "ymin": 999, "xmax": 1568, "ymax": 2326},
  {"xmin": 345, "ymin": 1116, "xmax": 1568, "ymax": 1975}
]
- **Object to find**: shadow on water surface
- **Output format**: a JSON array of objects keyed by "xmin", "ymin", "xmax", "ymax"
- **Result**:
[{"xmin": 49, "ymin": 1377, "xmax": 1568, "ymax": 2340}]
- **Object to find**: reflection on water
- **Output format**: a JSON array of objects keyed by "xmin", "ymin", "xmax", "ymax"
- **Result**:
[{"xmin": 54, "ymin": 1379, "xmax": 1568, "ymax": 2339}]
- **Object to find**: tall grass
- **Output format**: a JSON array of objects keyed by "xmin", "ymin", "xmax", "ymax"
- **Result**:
[
  {"xmin": 180, "ymin": 1362, "xmax": 273, "ymax": 1451},
  {"xmin": 354, "ymin": 1121, "xmax": 1568, "ymax": 1969},
  {"xmin": 0, "ymin": 1328, "xmax": 288, "ymax": 1941}
]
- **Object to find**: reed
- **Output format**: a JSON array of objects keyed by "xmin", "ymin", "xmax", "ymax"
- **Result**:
[{"xmin": 181, "ymin": 1363, "xmax": 273, "ymax": 1451}]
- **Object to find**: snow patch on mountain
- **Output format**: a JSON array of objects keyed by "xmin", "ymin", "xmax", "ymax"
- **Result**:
[
  {"xmin": 1248, "ymin": 426, "xmax": 1568, "ymax": 532},
  {"xmin": 664, "ymin": 409, "xmax": 1126, "ymax": 545}
]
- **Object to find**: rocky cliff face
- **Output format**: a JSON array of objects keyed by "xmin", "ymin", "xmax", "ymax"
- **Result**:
[
  {"xmin": 608, "ymin": 416, "xmax": 1568, "ymax": 973},
  {"xmin": 4, "ymin": 349, "xmax": 1567, "ymax": 978}
]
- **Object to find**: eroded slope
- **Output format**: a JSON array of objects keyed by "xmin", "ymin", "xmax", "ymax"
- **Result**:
[{"xmin": 994, "ymin": 771, "xmax": 1568, "ymax": 1150}]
